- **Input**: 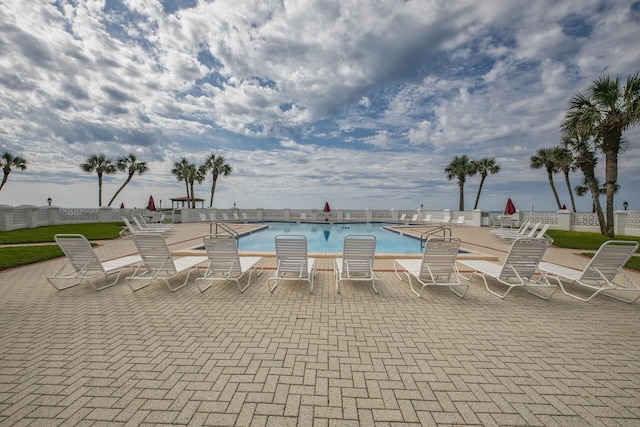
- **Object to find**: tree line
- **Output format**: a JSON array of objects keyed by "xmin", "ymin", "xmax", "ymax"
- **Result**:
[
  {"xmin": 79, "ymin": 152, "xmax": 232, "ymax": 208},
  {"xmin": 0, "ymin": 150, "xmax": 233, "ymax": 209},
  {"xmin": 444, "ymin": 156, "xmax": 501, "ymax": 212},
  {"xmin": 531, "ymin": 73, "xmax": 639, "ymax": 237},
  {"xmin": 444, "ymin": 73, "xmax": 639, "ymax": 237}
]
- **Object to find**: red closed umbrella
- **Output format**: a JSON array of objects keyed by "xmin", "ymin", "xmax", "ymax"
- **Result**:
[
  {"xmin": 147, "ymin": 195, "xmax": 156, "ymax": 211},
  {"xmin": 504, "ymin": 198, "xmax": 516, "ymax": 215},
  {"xmin": 324, "ymin": 201, "xmax": 331, "ymax": 213}
]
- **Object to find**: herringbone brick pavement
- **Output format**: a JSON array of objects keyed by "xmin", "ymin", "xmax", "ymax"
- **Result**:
[{"xmin": 1, "ymin": 225, "xmax": 639, "ymax": 426}]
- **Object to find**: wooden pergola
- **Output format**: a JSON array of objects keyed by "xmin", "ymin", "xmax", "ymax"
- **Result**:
[{"xmin": 170, "ymin": 197, "xmax": 206, "ymax": 209}]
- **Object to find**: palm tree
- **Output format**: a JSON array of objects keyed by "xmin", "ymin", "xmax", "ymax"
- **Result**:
[
  {"xmin": 171, "ymin": 158, "xmax": 192, "ymax": 204},
  {"xmin": 0, "ymin": 151, "xmax": 27, "ymax": 192},
  {"xmin": 444, "ymin": 155, "xmax": 476, "ymax": 211},
  {"xmin": 189, "ymin": 165, "xmax": 207, "ymax": 208},
  {"xmin": 80, "ymin": 153, "xmax": 116, "ymax": 206},
  {"xmin": 471, "ymin": 157, "xmax": 500, "ymax": 209},
  {"xmin": 530, "ymin": 148, "xmax": 562, "ymax": 210},
  {"xmin": 550, "ymin": 146, "xmax": 577, "ymax": 212},
  {"xmin": 562, "ymin": 133, "xmax": 606, "ymax": 234},
  {"xmin": 562, "ymin": 73, "xmax": 640, "ymax": 237},
  {"xmin": 107, "ymin": 153, "xmax": 149, "ymax": 207},
  {"xmin": 575, "ymin": 179, "xmax": 614, "ymax": 211},
  {"xmin": 203, "ymin": 154, "xmax": 232, "ymax": 207}
]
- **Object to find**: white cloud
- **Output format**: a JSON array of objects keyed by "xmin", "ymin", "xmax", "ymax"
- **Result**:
[{"xmin": 0, "ymin": 0, "xmax": 638, "ymax": 212}]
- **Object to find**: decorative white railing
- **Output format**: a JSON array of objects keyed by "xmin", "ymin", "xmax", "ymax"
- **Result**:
[{"xmin": 1, "ymin": 204, "xmax": 639, "ymax": 237}]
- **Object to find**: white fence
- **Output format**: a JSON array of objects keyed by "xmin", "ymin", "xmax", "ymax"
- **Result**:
[{"xmin": 1, "ymin": 204, "xmax": 639, "ymax": 237}]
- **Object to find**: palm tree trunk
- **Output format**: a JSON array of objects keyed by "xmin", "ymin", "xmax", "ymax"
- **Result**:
[
  {"xmin": 604, "ymin": 148, "xmax": 618, "ymax": 237},
  {"xmin": 579, "ymin": 161, "xmax": 607, "ymax": 234},
  {"xmin": 547, "ymin": 170, "xmax": 561, "ymax": 209},
  {"xmin": 0, "ymin": 172, "xmax": 9, "ymax": 191},
  {"xmin": 587, "ymin": 178, "xmax": 607, "ymax": 235},
  {"xmin": 563, "ymin": 172, "xmax": 577, "ymax": 212},
  {"xmin": 190, "ymin": 181, "xmax": 196, "ymax": 208},
  {"xmin": 98, "ymin": 173, "xmax": 103, "ymax": 206},
  {"xmin": 209, "ymin": 175, "xmax": 218, "ymax": 208},
  {"xmin": 473, "ymin": 176, "xmax": 486, "ymax": 209},
  {"xmin": 108, "ymin": 174, "xmax": 133, "ymax": 207}
]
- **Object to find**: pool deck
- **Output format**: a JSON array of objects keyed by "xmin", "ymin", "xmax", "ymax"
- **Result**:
[{"xmin": 1, "ymin": 222, "xmax": 640, "ymax": 426}]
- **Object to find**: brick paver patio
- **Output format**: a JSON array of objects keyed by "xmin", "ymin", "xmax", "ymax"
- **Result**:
[{"xmin": 1, "ymin": 223, "xmax": 639, "ymax": 426}]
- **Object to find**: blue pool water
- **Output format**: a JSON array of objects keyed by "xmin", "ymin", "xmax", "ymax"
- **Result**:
[{"xmin": 237, "ymin": 222, "xmax": 423, "ymax": 254}]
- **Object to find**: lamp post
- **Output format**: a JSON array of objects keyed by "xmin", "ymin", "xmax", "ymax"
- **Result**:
[
  {"xmin": 47, "ymin": 197, "xmax": 52, "ymax": 206},
  {"xmin": 623, "ymin": 200, "xmax": 629, "ymax": 211}
]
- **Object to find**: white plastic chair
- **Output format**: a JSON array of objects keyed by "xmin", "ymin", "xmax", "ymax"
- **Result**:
[
  {"xmin": 335, "ymin": 234, "xmax": 380, "ymax": 294},
  {"xmin": 458, "ymin": 237, "xmax": 556, "ymax": 299},
  {"xmin": 134, "ymin": 215, "xmax": 172, "ymax": 231},
  {"xmin": 195, "ymin": 234, "xmax": 263, "ymax": 293},
  {"xmin": 393, "ymin": 237, "xmax": 468, "ymax": 298},
  {"xmin": 48, "ymin": 234, "xmax": 141, "ymax": 291},
  {"xmin": 269, "ymin": 234, "xmax": 316, "ymax": 293},
  {"xmin": 500, "ymin": 222, "xmax": 541, "ymax": 241},
  {"xmin": 539, "ymin": 240, "xmax": 640, "ymax": 303},
  {"xmin": 126, "ymin": 233, "xmax": 207, "ymax": 292}
]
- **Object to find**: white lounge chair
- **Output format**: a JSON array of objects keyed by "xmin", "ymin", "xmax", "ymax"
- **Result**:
[
  {"xmin": 491, "ymin": 220, "xmax": 530, "ymax": 236},
  {"xmin": 499, "ymin": 222, "xmax": 541, "ymax": 242},
  {"xmin": 393, "ymin": 237, "xmax": 468, "ymax": 298},
  {"xmin": 335, "ymin": 234, "xmax": 380, "ymax": 294},
  {"xmin": 47, "ymin": 234, "xmax": 141, "ymax": 291},
  {"xmin": 269, "ymin": 234, "xmax": 316, "ymax": 293},
  {"xmin": 195, "ymin": 234, "xmax": 263, "ymax": 293},
  {"xmin": 126, "ymin": 233, "xmax": 207, "ymax": 292},
  {"xmin": 539, "ymin": 240, "xmax": 640, "ymax": 303},
  {"xmin": 150, "ymin": 212, "xmax": 166, "ymax": 223},
  {"xmin": 120, "ymin": 217, "xmax": 165, "ymax": 237},
  {"xmin": 534, "ymin": 224, "xmax": 550, "ymax": 239},
  {"xmin": 135, "ymin": 215, "xmax": 172, "ymax": 231},
  {"xmin": 458, "ymin": 237, "xmax": 556, "ymax": 299}
]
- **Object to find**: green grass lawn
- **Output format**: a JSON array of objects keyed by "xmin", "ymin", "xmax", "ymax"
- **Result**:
[
  {"xmin": 0, "ymin": 223, "xmax": 124, "ymax": 244},
  {"xmin": 0, "ymin": 245, "xmax": 64, "ymax": 270},
  {"xmin": 0, "ymin": 223, "xmax": 124, "ymax": 270}
]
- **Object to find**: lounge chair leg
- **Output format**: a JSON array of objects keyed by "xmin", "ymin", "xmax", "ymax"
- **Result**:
[
  {"xmin": 603, "ymin": 290, "xmax": 640, "ymax": 304},
  {"xmin": 526, "ymin": 285, "xmax": 557, "ymax": 300},
  {"xmin": 449, "ymin": 284, "xmax": 469, "ymax": 298},
  {"xmin": 268, "ymin": 278, "xmax": 278, "ymax": 293}
]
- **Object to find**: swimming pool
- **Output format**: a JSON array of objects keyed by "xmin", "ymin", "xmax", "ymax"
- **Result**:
[{"xmin": 237, "ymin": 222, "xmax": 423, "ymax": 254}]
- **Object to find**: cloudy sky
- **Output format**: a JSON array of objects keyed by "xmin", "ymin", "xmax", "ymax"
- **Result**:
[{"xmin": 1, "ymin": 0, "xmax": 639, "ymax": 212}]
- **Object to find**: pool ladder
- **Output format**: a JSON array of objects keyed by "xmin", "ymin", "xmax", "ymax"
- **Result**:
[
  {"xmin": 419, "ymin": 226, "xmax": 452, "ymax": 251},
  {"xmin": 209, "ymin": 221, "xmax": 239, "ymax": 239}
]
